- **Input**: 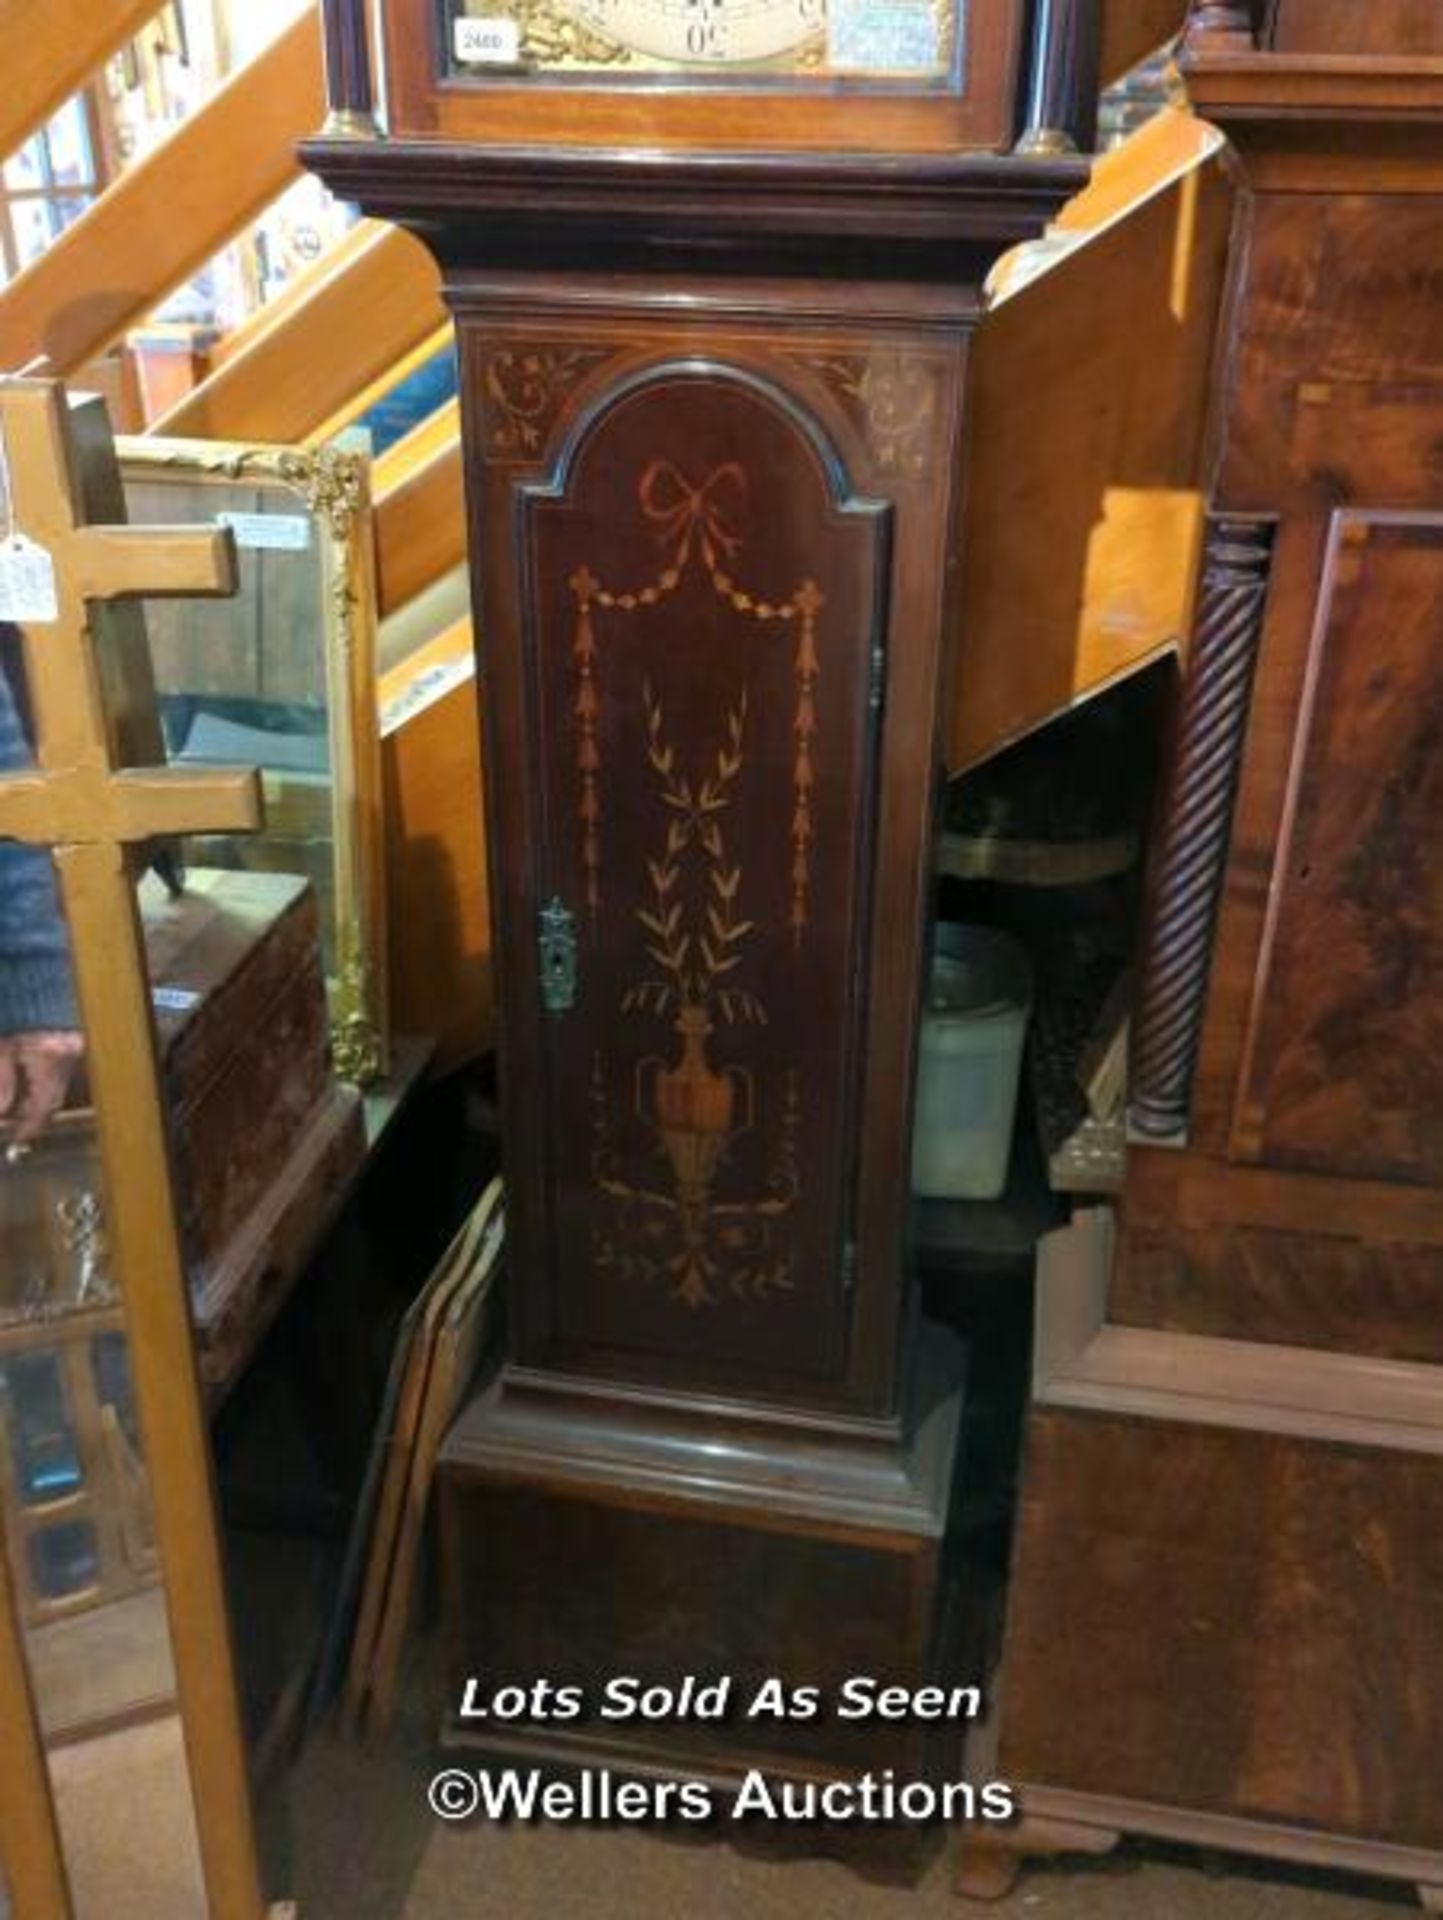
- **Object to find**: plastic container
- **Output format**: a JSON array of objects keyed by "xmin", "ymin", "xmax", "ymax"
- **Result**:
[{"xmin": 911, "ymin": 924, "xmax": 1034, "ymax": 1201}]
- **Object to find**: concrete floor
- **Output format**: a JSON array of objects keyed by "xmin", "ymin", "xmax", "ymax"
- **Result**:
[{"xmin": 261, "ymin": 1694, "xmax": 1417, "ymax": 1920}]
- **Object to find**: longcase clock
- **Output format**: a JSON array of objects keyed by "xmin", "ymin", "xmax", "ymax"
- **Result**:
[{"xmin": 308, "ymin": 0, "xmax": 1095, "ymax": 1780}]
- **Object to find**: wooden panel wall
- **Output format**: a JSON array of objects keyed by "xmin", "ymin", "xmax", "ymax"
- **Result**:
[
  {"xmin": 379, "ymin": 622, "xmax": 494, "ymax": 1072},
  {"xmin": 306, "ymin": 322, "xmax": 454, "ymax": 445},
  {"xmin": 374, "ymin": 404, "xmax": 465, "ymax": 617},
  {"xmin": 152, "ymin": 222, "xmax": 443, "ymax": 442},
  {"xmin": 1231, "ymin": 515, "xmax": 1443, "ymax": 1185}
]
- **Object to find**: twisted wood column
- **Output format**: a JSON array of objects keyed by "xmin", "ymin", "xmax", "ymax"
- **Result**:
[{"xmin": 1129, "ymin": 514, "xmax": 1275, "ymax": 1142}]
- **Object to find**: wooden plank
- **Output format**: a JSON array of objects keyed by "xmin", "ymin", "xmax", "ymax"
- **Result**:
[
  {"xmin": 1053, "ymin": 103, "xmax": 1222, "ymax": 237},
  {"xmin": 344, "ymin": 1180, "xmax": 504, "ymax": 1729},
  {"xmin": 306, "ymin": 321, "xmax": 454, "ymax": 446},
  {"xmin": 208, "ymin": 220, "xmax": 378, "ymax": 369},
  {"xmin": 130, "ymin": 322, "xmax": 217, "ymax": 423},
  {"xmin": 0, "ymin": 0, "xmax": 159, "ymax": 167},
  {"xmin": 153, "ymin": 221, "xmax": 444, "ymax": 442},
  {"xmin": 948, "ymin": 114, "xmax": 1233, "ymax": 771},
  {"xmin": 379, "ymin": 619, "xmax": 495, "ymax": 1073},
  {"xmin": 0, "ymin": 1533, "xmax": 73, "ymax": 1914},
  {"xmin": 374, "ymin": 402, "xmax": 465, "ymax": 617},
  {"xmin": 0, "ymin": 9, "xmax": 325, "ymax": 380},
  {"xmin": 0, "ymin": 377, "xmax": 265, "ymax": 1918},
  {"xmin": 365, "ymin": 1183, "xmax": 504, "ymax": 1734}
]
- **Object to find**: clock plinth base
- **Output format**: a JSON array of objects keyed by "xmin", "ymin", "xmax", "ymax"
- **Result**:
[{"xmin": 437, "ymin": 1334, "xmax": 969, "ymax": 1784}]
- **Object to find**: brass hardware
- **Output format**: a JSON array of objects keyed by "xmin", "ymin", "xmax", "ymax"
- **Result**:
[
  {"xmin": 320, "ymin": 108, "xmax": 384, "ymax": 141},
  {"xmin": 539, "ymin": 897, "xmax": 579, "ymax": 1013}
]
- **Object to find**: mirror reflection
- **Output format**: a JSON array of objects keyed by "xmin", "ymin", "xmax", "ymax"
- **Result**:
[{"xmin": 118, "ymin": 439, "xmax": 388, "ymax": 1086}]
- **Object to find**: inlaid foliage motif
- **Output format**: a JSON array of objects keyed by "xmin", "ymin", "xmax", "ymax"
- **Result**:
[{"xmin": 575, "ymin": 461, "xmax": 824, "ymax": 1308}]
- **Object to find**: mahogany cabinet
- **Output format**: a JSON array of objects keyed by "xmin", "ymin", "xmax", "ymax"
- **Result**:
[
  {"xmin": 308, "ymin": 0, "xmax": 1093, "ymax": 1780},
  {"xmin": 979, "ymin": 2, "xmax": 1443, "ymax": 1902}
]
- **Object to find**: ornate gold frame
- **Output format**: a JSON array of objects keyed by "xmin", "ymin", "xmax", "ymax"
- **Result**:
[{"xmin": 116, "ymin": 436, "xmax": 389, "ymax": 1085}]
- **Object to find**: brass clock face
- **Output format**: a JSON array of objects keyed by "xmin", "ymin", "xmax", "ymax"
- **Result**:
[
  {"xmin": 568, "ymin": 0, "xmax": 823, "ymax": 66},
  {"xmin": 444, "ymin": 0, "xmax": 961, "ymax": 84}
]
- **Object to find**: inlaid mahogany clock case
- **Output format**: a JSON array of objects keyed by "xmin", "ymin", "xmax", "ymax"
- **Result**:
[{"xmin": 308, "ymin": 0, "xmax": 1090, "ymax": 1781}]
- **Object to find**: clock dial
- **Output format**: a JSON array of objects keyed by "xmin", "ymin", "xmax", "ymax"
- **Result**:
[
  {"xmin": 566, "ymin": 0, "xmax": 823, "ymax": 67},
  {"xmin": 446, "ymin": 0, "xmax": 959, "ymax": 82}
]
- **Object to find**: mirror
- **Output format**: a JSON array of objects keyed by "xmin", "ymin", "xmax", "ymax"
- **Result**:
[{"xmin": 116, "ymin": 437, "xmax": 388, "ymax": 1085}]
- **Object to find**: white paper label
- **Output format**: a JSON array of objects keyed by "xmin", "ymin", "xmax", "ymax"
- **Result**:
[
  {"xmin": 217, "ymin": 510, "xmax": 312, "ymax": 553},
  {"xmin": 153, "ymin": 986, "xmax": 202, "ymax": 1014},
  {"xmin": 0, "ymin": 533, "xmax": 59, "ymax": 624},
  {"xmin": 454, "ymin": 15, "xmax": 521, "ymax": 63},
  {"xmin": 828, "ymin": 0, "xmax": 941, "ymax": 72}
]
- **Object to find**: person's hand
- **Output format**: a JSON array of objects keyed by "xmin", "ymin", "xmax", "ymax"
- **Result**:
[{"xmin": 0, "ymin": 1030, "xmax": 84, "ymax": 1147}]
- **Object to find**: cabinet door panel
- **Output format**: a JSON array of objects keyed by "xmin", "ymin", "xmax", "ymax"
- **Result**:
[
  {"xmin": 1002, "ymin": 1409, "xmax": 1443, "ymax": 1848},
  {"xmin": 1235, "ymin": 513, "xmax": 1443, "ymax": 1184},
  {"xmin": 522, "ymin": 366, "xmax": 888, "ymax": 1383}
]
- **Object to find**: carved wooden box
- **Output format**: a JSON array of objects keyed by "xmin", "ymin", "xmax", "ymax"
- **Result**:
[
  {"xmin": 3, "ymin": 868, "xmax": 333, "ymax": 1319},
  {"xmin": 146, "ymin": 869, "xmax": 334, "ymax": 1273},
  {"xmin": 0, "ymin": 868, "xmax": 339, "ymax": 1631}
]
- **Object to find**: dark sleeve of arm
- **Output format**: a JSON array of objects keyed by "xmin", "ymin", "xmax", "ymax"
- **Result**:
[{"xmin": 0, "ymin": 648, "xmax": 78, "ymax": 1036}]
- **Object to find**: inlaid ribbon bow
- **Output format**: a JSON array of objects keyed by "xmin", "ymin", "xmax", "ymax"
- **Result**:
[{"xmin": 639, "ymin": 460, "xmax": 747, "ymax": 563}]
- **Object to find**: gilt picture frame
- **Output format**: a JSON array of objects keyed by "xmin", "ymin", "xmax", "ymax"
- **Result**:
[{"xmin": 116, "ymin": 436, "xmax": 389, "ymax": 1085}]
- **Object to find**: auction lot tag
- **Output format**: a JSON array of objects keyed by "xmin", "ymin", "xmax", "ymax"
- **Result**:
[
  {"xmin": 0, "ymin": 532, "xmax": 59, "ymax": 624},
  {"xmin": 217, "ymin": 510, "xmax": 312, "ymax": 553},
  {"xmin": 454, "ymin": 15, "xmax": 521, "ymax": 62},
  {"xmin": 153, "ymin": 986, "xmax": 202, "ymax": 1014}
]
